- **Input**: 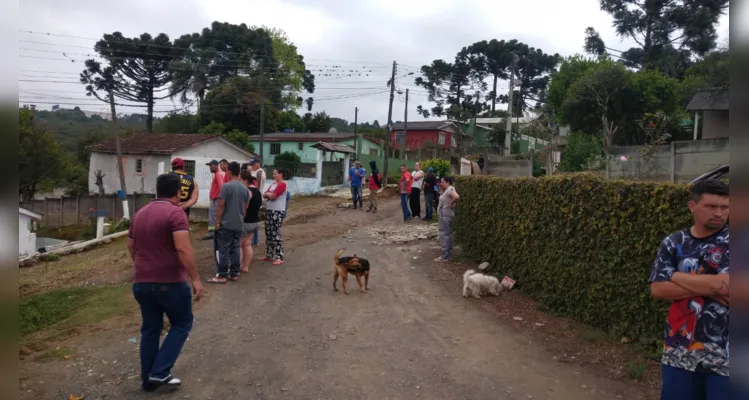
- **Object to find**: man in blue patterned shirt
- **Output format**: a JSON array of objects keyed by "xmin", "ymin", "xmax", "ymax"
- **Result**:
[{"xmin": 649, "ymin": 179, "xmax": 729, "ymax": 400}]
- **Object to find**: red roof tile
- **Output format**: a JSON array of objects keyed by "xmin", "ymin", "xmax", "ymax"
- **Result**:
[{"xmin": 87, "ymin": 134, "xmax": 222, "ymax": 155}]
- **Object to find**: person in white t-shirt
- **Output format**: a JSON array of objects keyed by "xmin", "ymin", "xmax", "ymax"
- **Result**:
[
  {"xmin": 409, "ymin": 162, "xmax": 425, "ymax": 219},
  {"xmin": 249, "ymin": 158, "xmax": 266, "ymax": 247}
]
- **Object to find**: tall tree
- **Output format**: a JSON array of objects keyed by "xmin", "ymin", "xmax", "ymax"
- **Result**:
[
  {"xmin": 414, "ymin": 51, "xmax": 486, "ymax": 121},
  {"xmin": 200, "ymin": 76, "xmax": 280, "ymax": 135},
  {"xmin": 85, "ymin": 32, "xmax": 185, "ymax": 132},
  {"xmin": 308, "ymin": 111, "xmax": 332, "ymax": 132},
  {"xmin": 19, "ymin": 107, "xmax": 70, "ymax": 200},
  {"xmin": 584, "ymin": 0, "xmax": 728, "ymax": 78}
]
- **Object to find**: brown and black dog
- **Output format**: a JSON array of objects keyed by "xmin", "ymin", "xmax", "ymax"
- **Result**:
[{"xmin": 333, "ymin": 248, "xmax": 370, "ymax": 294}]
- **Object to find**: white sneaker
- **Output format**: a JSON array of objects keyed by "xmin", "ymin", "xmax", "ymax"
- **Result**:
[{"xmin": 148, "ymin": 375, "xmax": 181, "ymax": 387}]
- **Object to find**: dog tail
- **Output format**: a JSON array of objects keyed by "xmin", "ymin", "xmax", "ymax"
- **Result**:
[
  {"xmin": 463, "ymin": 269, "xmax": 476, "ymax": 282},
  {"xmin": 335, "ymin": 248, "xmax": 345, "ymax": 264}
]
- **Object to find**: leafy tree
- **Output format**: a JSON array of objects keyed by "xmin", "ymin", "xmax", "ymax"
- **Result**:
[
  {"xmin": 154, "ymin": 111, "xmax": 198, "ymax": 134},
  {"xmin": 308, "ymin": 111, "xmax": 332, "ymax": 132},
  {"xmin": 199, "ymin": 76, "xmax": 280, "ymax": 134},
  {"xmin": 548, "ymin": 56, "xmax": 599, "ymax": 125},
  {"xmin": 414, "ymin": 52, "xmax": 486, "ymax": 121},
  {"xmin": 277, "ymin": 110, "xmax": 305, "ymax": 132},
  {"xmin": 225, "ymin": 130, "xmax": 256, "ymax": 154},
  {"xmin": 682, "ymin": 49, "xmax": 729, "ymax": 91},
  {"xmin": 274, "ymin": 151, "xmax": 302, "ymax": 178},
  {"xmin": 558, "ymin": 132, "xmax": 605, "ymax": 172},
  {"xmin": 19, "ymin": 107, "xmax": 71, "ymax": 200},
  {"xmin": 84, "ymin": 32, "xmax": 186, "ymax": 132},
  {"xmin": 198, "ymin": 121, "xmax": 228, "ymax": 134},
  {"xmin": 584, "ymin": 0, "xmax": 728, "ymax": 78}
]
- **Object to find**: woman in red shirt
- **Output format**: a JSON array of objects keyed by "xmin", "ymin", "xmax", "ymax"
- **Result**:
[
  {"xmin": 366, "ymin": 160, "xmax": 382, "ymax": 213},
  {"xmin": 259, "ymin": 169, "xmax": 288, "ymax": 265},
  {"xmin": 399, "ymin": 164, "xmax": 413, "ymax": 222}
]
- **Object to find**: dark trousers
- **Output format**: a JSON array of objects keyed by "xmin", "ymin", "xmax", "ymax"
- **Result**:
[
  {"xmin": 132, "ymin": 282, "xmax": 193, "ymax": 390},
  {"xmin": 660, "ymin": 364, "xmax": 729, "ymax": 400},
  {"xmin": 400, "ymin": 193, "xmax": 411, "ymax": 221},
  {"xmin": 350, "ymin": 185, "xmax": 363, "ymax": 208},
  {"xmin": 424, "ymin": 191, "xmax": 434, "ymax": 220},
  {"xmin": 409, "ymin": 187, "xmax": 421, "ymax": 218},
  {"xmin": 214, "ymin": 228, "xmax": 242, "ymax": 278}
]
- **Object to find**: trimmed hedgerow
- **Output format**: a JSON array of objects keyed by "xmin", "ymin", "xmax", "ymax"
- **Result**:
[{"xmin": 454, "ymin": 173, "xmax": 692, "ymax": 345}]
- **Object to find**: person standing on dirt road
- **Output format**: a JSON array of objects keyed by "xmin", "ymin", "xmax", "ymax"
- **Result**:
[
  {"xmin": 435, "ymin": 176, "xmax": 459, "ymax": 262},
  {"xmin": 410, "ymin": 162, "xmax": 425, "ymax": 219},
  {"xmin": 168, "ymin": 158, "xmax": 198, "ymax": 222},
  {"xmin": 422, "ymin": 167, "xmax": 437, "ymax": 221},
  {"xmin": 208, "ymin": 162, "xmax": 250, "ymax": 283},
  {"xmin": 249, "ymin": 157, "xmax": 266, "ymax": 248},
  {"xmin": 348, "ymin": 161, "xmax": 366, "ymax": 209},
  {"xmin": 203, "ymin": 159, "xmax": 225, "ymax": 240},
  {"xmin": 366, "ymin": 160, "xmax": 382, "ymax": 213},
  {"xmin": 399, "ymin": 165, "xmax": 413, "ymax": 222},
  {"xmin": 260, "ymin": 168, "xmax": 288, "ymax": 265},
  {"xmin": 239, "ymin": 170, "xmax": 262, "ymax": 273},
  {"xmin": 649, "ymin": 179, "xmax": 730, "ymax": 400},
  {"xmin": 128, "ymin": 172, "xmax": 205, "ymax": 392}
]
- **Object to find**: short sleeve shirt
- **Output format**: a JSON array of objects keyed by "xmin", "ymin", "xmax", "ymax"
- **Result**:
[
  {"xmin": 649, "ymin": 225, "xmax": 729, "ymax": 376},
  {"xmin": 129, "ymin": 199, "xmax": 190, "ymax": 283}
]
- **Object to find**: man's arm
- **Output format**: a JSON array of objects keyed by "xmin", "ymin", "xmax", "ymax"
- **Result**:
[
  {"xmin": 671, "ymin": 272, "xmax": 729, "ymax": 298},
  {"xmin": 170, "ymin": 212, "xmax": 205, "ymax": 301},
  {"xmin": 649, "ymin": 238, "xmax": 690, "ymax": 301},
  {"xmin": 127, "ymin": 239, "xmax": 136, "ymax": 262},
  {"xmin": 215, "ymin": 198, "xmax": 226, "ymax": 228},
  {"xmin": 182, "ymin": 181, "xmax": 199, "ymax": 209}
]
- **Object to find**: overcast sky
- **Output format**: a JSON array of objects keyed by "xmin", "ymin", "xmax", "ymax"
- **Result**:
[{"xmin": 18, "ymin": 0, "xmax": 730, "ymax": 128}]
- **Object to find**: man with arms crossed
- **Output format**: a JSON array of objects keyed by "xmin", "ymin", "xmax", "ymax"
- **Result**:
[
  {"xmin": 249, "ymin": 157, "xmax": 266, "ymax": 248},
  {"xmin": 649, "ymin": 179, "xmax": 729, "ymax": 400},
  {"xmin": 128, "ymin": 173, "xmax": 205, "ymax": 392}
]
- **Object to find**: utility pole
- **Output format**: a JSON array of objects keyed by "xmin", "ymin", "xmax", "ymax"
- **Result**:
[
  {"xmin": 402, "ymin": 88, "xmax": 409, "ymax": 159},
  {"xmin": 259, "ymin": 91, "xmax": 265, "ymax": 159},
  {"xmin": 109, "ymin": 93, "xmax": 129, "ymax": 219},
  {"xmin": 383, "ymin": 60, "xmax": 397, "ymax": 186},
  {"xmin": 354, "ymin": 107, "xmax": 360, "ymax": 158},
  {"xmin": 505, "ymin": 52, "xmax": 519, "ymax": 155}
]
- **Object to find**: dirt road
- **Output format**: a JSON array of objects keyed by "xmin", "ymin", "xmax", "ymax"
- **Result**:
[{"xmin": 21, "ymin": 197, "xmax": 652, "ymax": 400}]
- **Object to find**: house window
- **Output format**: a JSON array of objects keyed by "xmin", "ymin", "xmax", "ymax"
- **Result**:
[
  {"xmin": 183, "ymin": 160, "xmax": 196, "ymax": 177},
  {"xmin": 394, "ymin": 131, "xmax": 405, "ymax": 142},
  {"xmin": 270, "ymin": 143, "xmax": 281, "ymax": 155},
  {"xmin": 450, "ymin": 136, "xmax": 457, "ymax": 147},
  {"xmin": 298, "ymin": 142, "xmax": 304, "ymax": 151},
  {"xmin": 438, "ymin": 132, "xmax": 445, "ymax": 145},
  {"xmin": 369, "ymin": 148, "xmax": 378, "ymax": 156},
  {"xmin": 135, "ymin": 158, "xmax": 143, "ymax": 173}
]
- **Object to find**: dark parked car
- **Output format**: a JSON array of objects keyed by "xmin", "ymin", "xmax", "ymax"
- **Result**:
[{"xmin": 688, "ymin": 165, "xmax": 729, "ymax": 185}]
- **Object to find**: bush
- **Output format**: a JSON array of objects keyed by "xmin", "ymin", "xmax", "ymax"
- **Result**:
[
  {"xmin": 421, "ymin": 158, "xmax": 450, "ymax": 177},
  {"xmin": 454, "ymin": 174, "xmax": 692, "ymax": 345},
  {"xmin": 274, "ymin": 151, "xmax": 301, "ymax": 178}
]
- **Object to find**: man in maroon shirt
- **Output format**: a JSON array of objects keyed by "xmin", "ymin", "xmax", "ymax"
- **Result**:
[{"xmin": 128, "ymin": 173, "xmax": 206, "ymax": 392}]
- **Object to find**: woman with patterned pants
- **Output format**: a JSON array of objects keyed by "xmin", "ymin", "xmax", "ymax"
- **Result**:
[{"xmin": 259, "ymin": 169, "xmax": 288, "ymax": 265}]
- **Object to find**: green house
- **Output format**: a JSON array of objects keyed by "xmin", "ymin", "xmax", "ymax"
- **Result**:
[{"xmin": 249, "ymin": 132, "xmax": 383, "ymax": 165}]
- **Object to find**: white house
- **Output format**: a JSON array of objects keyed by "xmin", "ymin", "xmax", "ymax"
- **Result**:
[
  {"xmin": 19, "ymin": 207, "xmax": 42, "ymax": 258},
  {"xmin": 86, "ymin": 134, "xmax": 256, "ymax": 209}
]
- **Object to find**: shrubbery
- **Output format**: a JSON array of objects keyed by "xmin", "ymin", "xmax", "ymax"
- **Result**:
[
  {"xmin": 421, "ymin": 158, "xmax": 451, "ymax": 177},
  {"xmin": 454, "ymin": 174, "xmax": 692, "ymax": 345}
]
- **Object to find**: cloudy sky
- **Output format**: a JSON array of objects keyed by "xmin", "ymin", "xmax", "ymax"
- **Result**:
[{"xmin": 18, "ymin": 0, "xmax": 731, "ymax": 128}]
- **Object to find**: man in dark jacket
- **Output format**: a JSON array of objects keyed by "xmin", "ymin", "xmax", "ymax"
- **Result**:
[{"xmin": 423, "ymin": 167, "xmax": 437, "ymax": 220}]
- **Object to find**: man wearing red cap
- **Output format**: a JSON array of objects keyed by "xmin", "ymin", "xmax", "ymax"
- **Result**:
[{"xmin": 169, "ymin": 158, "xmax": 199, "ymax": 220}]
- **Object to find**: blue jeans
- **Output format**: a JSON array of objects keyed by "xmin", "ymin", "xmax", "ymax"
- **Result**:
[
  {"xmin": 132, "ymin": 282, "xmax": 194, "ymax": 390},
  {"xmin": 252, "ymin": 226, "xmax": 259, "ymax": 247},
  {"xmin": 424, "ymin": 191, "xmax": 434, "ymax": 220},
  {"xmin": 660, "ymin": 364, "xmax": 729, "ymax": 400},
  {"xmin": 400, "ymin": 193, "xmax": 411, "ymax": 221},
  {"xmin": 350, "ymin": 185, "xmax": 363, "ymax": 208}
]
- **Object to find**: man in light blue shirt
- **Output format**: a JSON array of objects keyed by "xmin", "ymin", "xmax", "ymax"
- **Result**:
[{"xmin": 348, "ymin": 161, "xmax": 365, "ymax": 210}]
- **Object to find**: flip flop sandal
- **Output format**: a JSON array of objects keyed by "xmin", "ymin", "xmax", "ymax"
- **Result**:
[
  {"xmin": 228, "ymin": 276, "xmax": 239, "ymax": 281},
  {"xmin": 272, "ymin": 259, "xmax": 285, "ymax": 265},
  {"xmin": 207, "ymin": 277, "xmax": 227, "ymax": 284},
  {"xmin": 258, "ymin": 257, "xmax": 273, "ymax": 262}
]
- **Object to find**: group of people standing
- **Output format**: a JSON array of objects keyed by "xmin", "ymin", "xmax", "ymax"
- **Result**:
[{"xmin": 347, "ymin": 159, "xmax": 460, "ymax": 263}]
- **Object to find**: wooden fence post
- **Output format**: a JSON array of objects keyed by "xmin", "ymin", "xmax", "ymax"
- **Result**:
[
  {"xmin": 60, "ymin": 197, "xmax": 64, "ymax": 227},
  {"xmin": 76, "ymin": 196, "xmax": 81, "ymax": 224},
  {"xmin": 44, "ymin": 197, "xmax": 48, "ymax": 227}
]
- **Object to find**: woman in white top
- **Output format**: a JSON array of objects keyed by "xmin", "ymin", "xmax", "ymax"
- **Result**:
[
  {"xmin": 409, "ymin": 162, "xmax": 425, "ymax": 219},
  {"xmin": 259, "ymin": 169, "xmax": 287, "ymax": 265},
  {"xmin": 435, "ymin": 176, "xmax": 459, "ymax": 262}
]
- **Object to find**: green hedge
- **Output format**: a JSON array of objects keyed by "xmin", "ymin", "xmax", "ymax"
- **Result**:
[{"xmin": 454, "ymin": 174, "xmax": 692, "ymax": 345}]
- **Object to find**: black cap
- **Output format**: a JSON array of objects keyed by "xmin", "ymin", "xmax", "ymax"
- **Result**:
[{"xmin": 206, "ymin": 159, "xmax": 219, "ymax": 166}]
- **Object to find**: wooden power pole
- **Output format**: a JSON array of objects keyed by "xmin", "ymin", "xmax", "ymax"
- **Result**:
[
  {"xmin": 383, "ymin": 61, "xmax": 397, "ymax": 185},
  {"xmin": 504, "ymin": 53, "xmax": 519, "ymax": 155},
  {"xmin": 109, "ymin": 93, "xmax": 129, "ymax": 219}
]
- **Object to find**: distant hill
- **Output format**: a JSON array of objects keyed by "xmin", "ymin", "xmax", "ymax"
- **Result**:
[{"xmin": 31, "ymin": 107, "xmax": 148, "ymax": 153}]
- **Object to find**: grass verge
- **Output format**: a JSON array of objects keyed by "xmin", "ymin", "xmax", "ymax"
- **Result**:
[{"xmin": 21, "ymin": 284, "xmax": 131, "ymax": 344}]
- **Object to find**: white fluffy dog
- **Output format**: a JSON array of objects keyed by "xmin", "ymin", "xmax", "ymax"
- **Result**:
[{"xmin": 462, "ymin": 269, "xmax": 502, "ymax": 298}]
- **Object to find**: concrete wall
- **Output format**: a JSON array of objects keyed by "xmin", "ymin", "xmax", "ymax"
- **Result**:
[
  {"xmin": 484, "ymin": 155, "xmax": 532, "ymax": 178},
  {"xmin": 19, "ymin": 214, "xmax": 36, "ymax": 257},
  {"xmin": 608, "ymin": 138, "xmax": 729, "ymax": 183},
  {"xmin": 251, "ymin": 139, "xmax": 382, "ymax": 165},
  {"xmin": 88, "ymin": 152, "xmax": 169, "ymax": 195},
  {"xmin": 702, "ymin": 110, "xmax": 729, "ymax": 139}
]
